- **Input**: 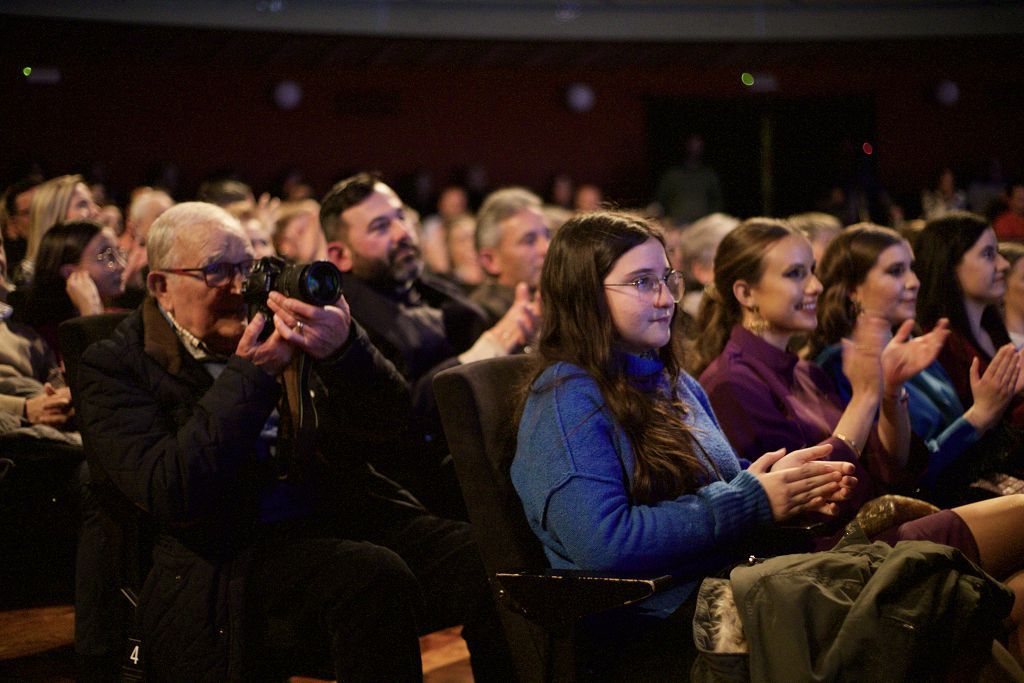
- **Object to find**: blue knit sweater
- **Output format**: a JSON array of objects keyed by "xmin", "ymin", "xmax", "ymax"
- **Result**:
[{"xmin": 511, "ymin": 353, "xmax": 772, "ymax": 617}]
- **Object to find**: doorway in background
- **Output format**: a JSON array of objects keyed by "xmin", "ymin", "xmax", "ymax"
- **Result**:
[{"xmin": 646, "ymin": 95, "xmax": 877, "ymax": 220}]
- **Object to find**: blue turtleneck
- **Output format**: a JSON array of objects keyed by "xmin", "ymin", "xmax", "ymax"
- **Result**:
[{"xmin": 511, "ymin": 353, "xmax": 771, "ymax": 618}]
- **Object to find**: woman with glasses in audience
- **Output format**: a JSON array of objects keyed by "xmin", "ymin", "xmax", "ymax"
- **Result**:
[
  {"xmin": 812, "ymin": 223, "xmax": 1024, "ymax": 505},
  {"xmin": 512, "ymin": 211, "xmax": 860, "ymax": 675},
  {"xmin": 19, "ymin": 221, "xmax": 125, "ymax": 361}
]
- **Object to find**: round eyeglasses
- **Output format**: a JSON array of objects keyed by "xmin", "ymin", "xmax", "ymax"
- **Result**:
[
  {"xmin": 603, "ymin": 270, "xmax": 683, "ymax": 303},
  {"xmin": 95, "ymin": 246, "xmax": 127, "ymax": 270}
]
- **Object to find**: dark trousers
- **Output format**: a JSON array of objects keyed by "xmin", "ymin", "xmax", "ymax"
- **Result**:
[{"xmin": 247, "ymin": 495, "xmax": 513, "ymax": 682}]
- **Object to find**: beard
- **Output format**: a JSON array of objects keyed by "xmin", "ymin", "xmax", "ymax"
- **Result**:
[{"xmin": 351, "ymin": 242, "xmax": 424, "ymax": 288}]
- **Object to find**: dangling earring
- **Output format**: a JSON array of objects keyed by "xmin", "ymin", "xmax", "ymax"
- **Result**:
[
  {"xmin": 850, "ymin": 298, "xmax": 864, "ymax": 318},
  {"xmin": 742, "ymin": 304, "xmax": 771, "ymax": 336}
]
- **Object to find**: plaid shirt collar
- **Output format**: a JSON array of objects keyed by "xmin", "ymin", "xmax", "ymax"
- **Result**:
[{"xmin": 157, "ymin": 304, "xmax": 227, "ymax": 362}]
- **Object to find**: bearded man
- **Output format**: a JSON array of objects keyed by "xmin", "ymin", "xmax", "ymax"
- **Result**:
[{"xmin": 320, "ymin": 173, "xmax": 538, "ymax": 516}]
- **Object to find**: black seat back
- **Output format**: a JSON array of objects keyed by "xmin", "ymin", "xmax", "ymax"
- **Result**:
[
  {"xmin": 58, "ymin": 311, "xmax": 149, "ymax": 586},
  {"xmin": 435, "ymin": 355, "xmax": 565, "ymax": 682},
  {"xmin": 59, "ymin": 312, "xmax": 129, "ymax": 403}
]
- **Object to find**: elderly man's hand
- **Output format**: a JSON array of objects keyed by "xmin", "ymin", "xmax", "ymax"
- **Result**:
[
  {"xmin": 267, "ymin": 291, "xmax": 351, "ymax": 359},
  {"xmin": 484, "ymin": 282, "xmax": 540, "ymax": 354},
  {"xmin": 235, "ymin": 312, "xmax": 294, "ymax": 376}
]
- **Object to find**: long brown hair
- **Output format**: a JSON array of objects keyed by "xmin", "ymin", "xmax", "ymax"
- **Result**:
[
  {"xmin": 691, "ymin": 217, "xmax": 797, "ymax": 374},
  {"xmin": 525, "ymin": 211, "xmax": 709, "ymax": 504},
  {"xmin": 810, "ymin": 223, "xmax": 904, "ymax": 355}
]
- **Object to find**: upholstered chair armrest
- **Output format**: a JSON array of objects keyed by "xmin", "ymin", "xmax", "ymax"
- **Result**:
[{"xmin": 493, "ymin": 570, "xmax": 674, "ymax": 627}]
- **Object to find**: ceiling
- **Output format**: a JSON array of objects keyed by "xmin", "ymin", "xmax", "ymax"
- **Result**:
[{"xmin": 2, "ymin": 0, "xmax": 1023, "ymax": 42}]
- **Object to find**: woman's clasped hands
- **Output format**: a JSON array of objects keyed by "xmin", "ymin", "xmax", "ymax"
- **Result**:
[{"xmin": 748, "ymin": 444, "xmax": 857, "ymax": 521}]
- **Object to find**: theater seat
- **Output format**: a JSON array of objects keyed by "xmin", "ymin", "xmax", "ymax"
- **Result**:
[
  {"xmin": 434, "ymin": 356, "xmax": 672, "ymax": 682},
  {"xmin": 58, "ymin": 312, "xmax": 148, "ymax": 680}
]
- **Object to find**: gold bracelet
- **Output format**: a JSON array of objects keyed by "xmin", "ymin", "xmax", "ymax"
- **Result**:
[
  {"xmin": 832, "ymin": 431, "xmax": 861, "ymax": 457},
  {"xmin": 883, "ymin": 387, "xmax": 910, "ymax": 405}
]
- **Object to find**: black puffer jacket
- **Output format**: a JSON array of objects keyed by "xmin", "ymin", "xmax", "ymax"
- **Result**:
[{"xmin": 77, "ymin": 298, "xmax": 415, "ymax": 681}]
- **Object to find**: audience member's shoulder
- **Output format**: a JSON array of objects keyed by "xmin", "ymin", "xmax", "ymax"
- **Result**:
[
  {"xmin": 698, "ymin": 346, "xmax": 747, "ymax": 388},
  {"xmin": 532, "ymin": 361, "xmax": 602, "ymax": 401},
  {"xmin": 677, "ymin": 370, "xmax": 708, "ymax": 399},
  {"xmin": 419, "ymin": 270, "xmax": 473, "ymax": 302},
  {"xmin": 811, "ymin": 344, "xmax": 843, "ymax": 377},
  {"xmin": 80, "ymin": 308, "xmax": 141, "ymax": 362}
]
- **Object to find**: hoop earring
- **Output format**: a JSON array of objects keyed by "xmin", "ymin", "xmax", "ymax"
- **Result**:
[{"xmin": 742, "ymin": 304, "xmax": 771, "ymax": 336}]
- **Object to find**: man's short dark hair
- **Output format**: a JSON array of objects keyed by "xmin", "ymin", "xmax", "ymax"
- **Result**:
[
  {"xmin": 319, "ymin": 172, "xmax": 382, "ymax": 243},
  {"xmin": 196, "ymin": 178, "xmax": 253, "ymax": 207},
  {"xmin": 4, "ymin": 175, "xmax": 43, "ymax": 215}
]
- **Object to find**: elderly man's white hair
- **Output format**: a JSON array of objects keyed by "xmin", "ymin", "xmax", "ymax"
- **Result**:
[
  {"xmin": 128, "ymin": 188, "xmax": 174, "ymax": 225},
  {"xmin": 679, "ymin": 212, "xmax": 740, "ymax": 273},
  {"xmin": 147, "ymin": 201, "xmax": 245, "ymax": 273},
  {"xmin": 475, "ymin": 187, "xmax": 542, "ymax": 252}
]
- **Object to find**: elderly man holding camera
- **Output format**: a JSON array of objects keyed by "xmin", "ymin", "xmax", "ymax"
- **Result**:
[{"xmin": 77, "ymin": 202, "xmax": 509, "ymax": 681}]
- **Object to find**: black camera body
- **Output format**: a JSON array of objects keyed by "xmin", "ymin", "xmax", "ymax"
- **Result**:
[{"xmin": 243, "ymin": 257, "xmax": 343, "ymax": 338}]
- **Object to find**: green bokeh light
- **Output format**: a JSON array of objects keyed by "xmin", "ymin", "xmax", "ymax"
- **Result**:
[
  {"xmin": 741, "ymin": 72, "xmax": 755, "ymax": 86},
  {"xmin": 22, "ymin": 67, "xmax": 32, "ymax": 77}
]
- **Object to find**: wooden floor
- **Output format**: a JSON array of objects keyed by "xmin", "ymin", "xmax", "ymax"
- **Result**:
[{"xmin": 0, "ymin": 605, "xmax": 474, "ymax": 682}]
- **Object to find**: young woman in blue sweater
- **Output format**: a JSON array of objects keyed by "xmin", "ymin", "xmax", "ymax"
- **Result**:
[
  {"xmin": 510, "ymin": 212, "xmax": 857, "ymax": 673},
  {"xmin": 513, "ymin": 211, "xmax": 1024, "ymax": 671}
]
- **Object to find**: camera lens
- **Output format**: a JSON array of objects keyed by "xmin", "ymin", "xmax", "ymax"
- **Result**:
[{"xmin": 299, "ymin": 261, "xmax": 342, "ymax": 305}]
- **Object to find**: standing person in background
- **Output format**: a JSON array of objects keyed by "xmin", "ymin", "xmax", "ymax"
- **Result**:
[
  {"xmin": 655, "ymin": 134, "xmax": 723, "ymax": 226},
  {"xmin": 545, "ymin": 173, "xmax": 574, "ymax": 210}
]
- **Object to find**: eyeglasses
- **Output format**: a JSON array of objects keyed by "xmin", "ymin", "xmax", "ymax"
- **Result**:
[
  {"xmin": 95, "ymin": 246, "xmax": 127, "ymax": 270},
  {"xmin": 160, "ymin": 260, "xmax": 254, "ymax": 288},
  {"xmin": 604, "ymin": 270, "xmax": 683, "ymax": 303}
]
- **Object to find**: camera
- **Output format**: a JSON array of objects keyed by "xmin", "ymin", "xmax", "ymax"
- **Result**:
[{"xmin": 243, "ymin": 257, "xmax": 343, "ymax": 338}]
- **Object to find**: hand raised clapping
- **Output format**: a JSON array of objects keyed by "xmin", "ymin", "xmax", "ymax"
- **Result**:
[
  {"xmin": 881, "ymin": 318, "xmax": 950, "ymax": 395},
  {"xmin": 485, "ymin": 282, "xmax": 541, "ymax": 353},
  {"xmin": 965, "ymin": 343, "xmax": 1024, "ymax": 432}
]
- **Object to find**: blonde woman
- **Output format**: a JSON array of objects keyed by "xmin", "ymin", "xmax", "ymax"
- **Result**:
[{"xmin": 16, "ymin": 174, "xmax": 99, "ymax": 284}]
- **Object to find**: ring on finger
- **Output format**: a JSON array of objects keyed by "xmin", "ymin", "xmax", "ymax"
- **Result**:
[{"xmin": 294, "ymin": 320, "xmax": 304, "ymax": 333}]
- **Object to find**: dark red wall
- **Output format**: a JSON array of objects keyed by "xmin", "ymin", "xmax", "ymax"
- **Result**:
[{"xmin": 2, "ymin": 17, "xmax": 1022, "ymax": 212}]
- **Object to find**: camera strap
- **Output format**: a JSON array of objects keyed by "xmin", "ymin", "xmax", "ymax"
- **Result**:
[{"xmin": 277, "ymin": 352, "xmax": 318, "ymax": 480}]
